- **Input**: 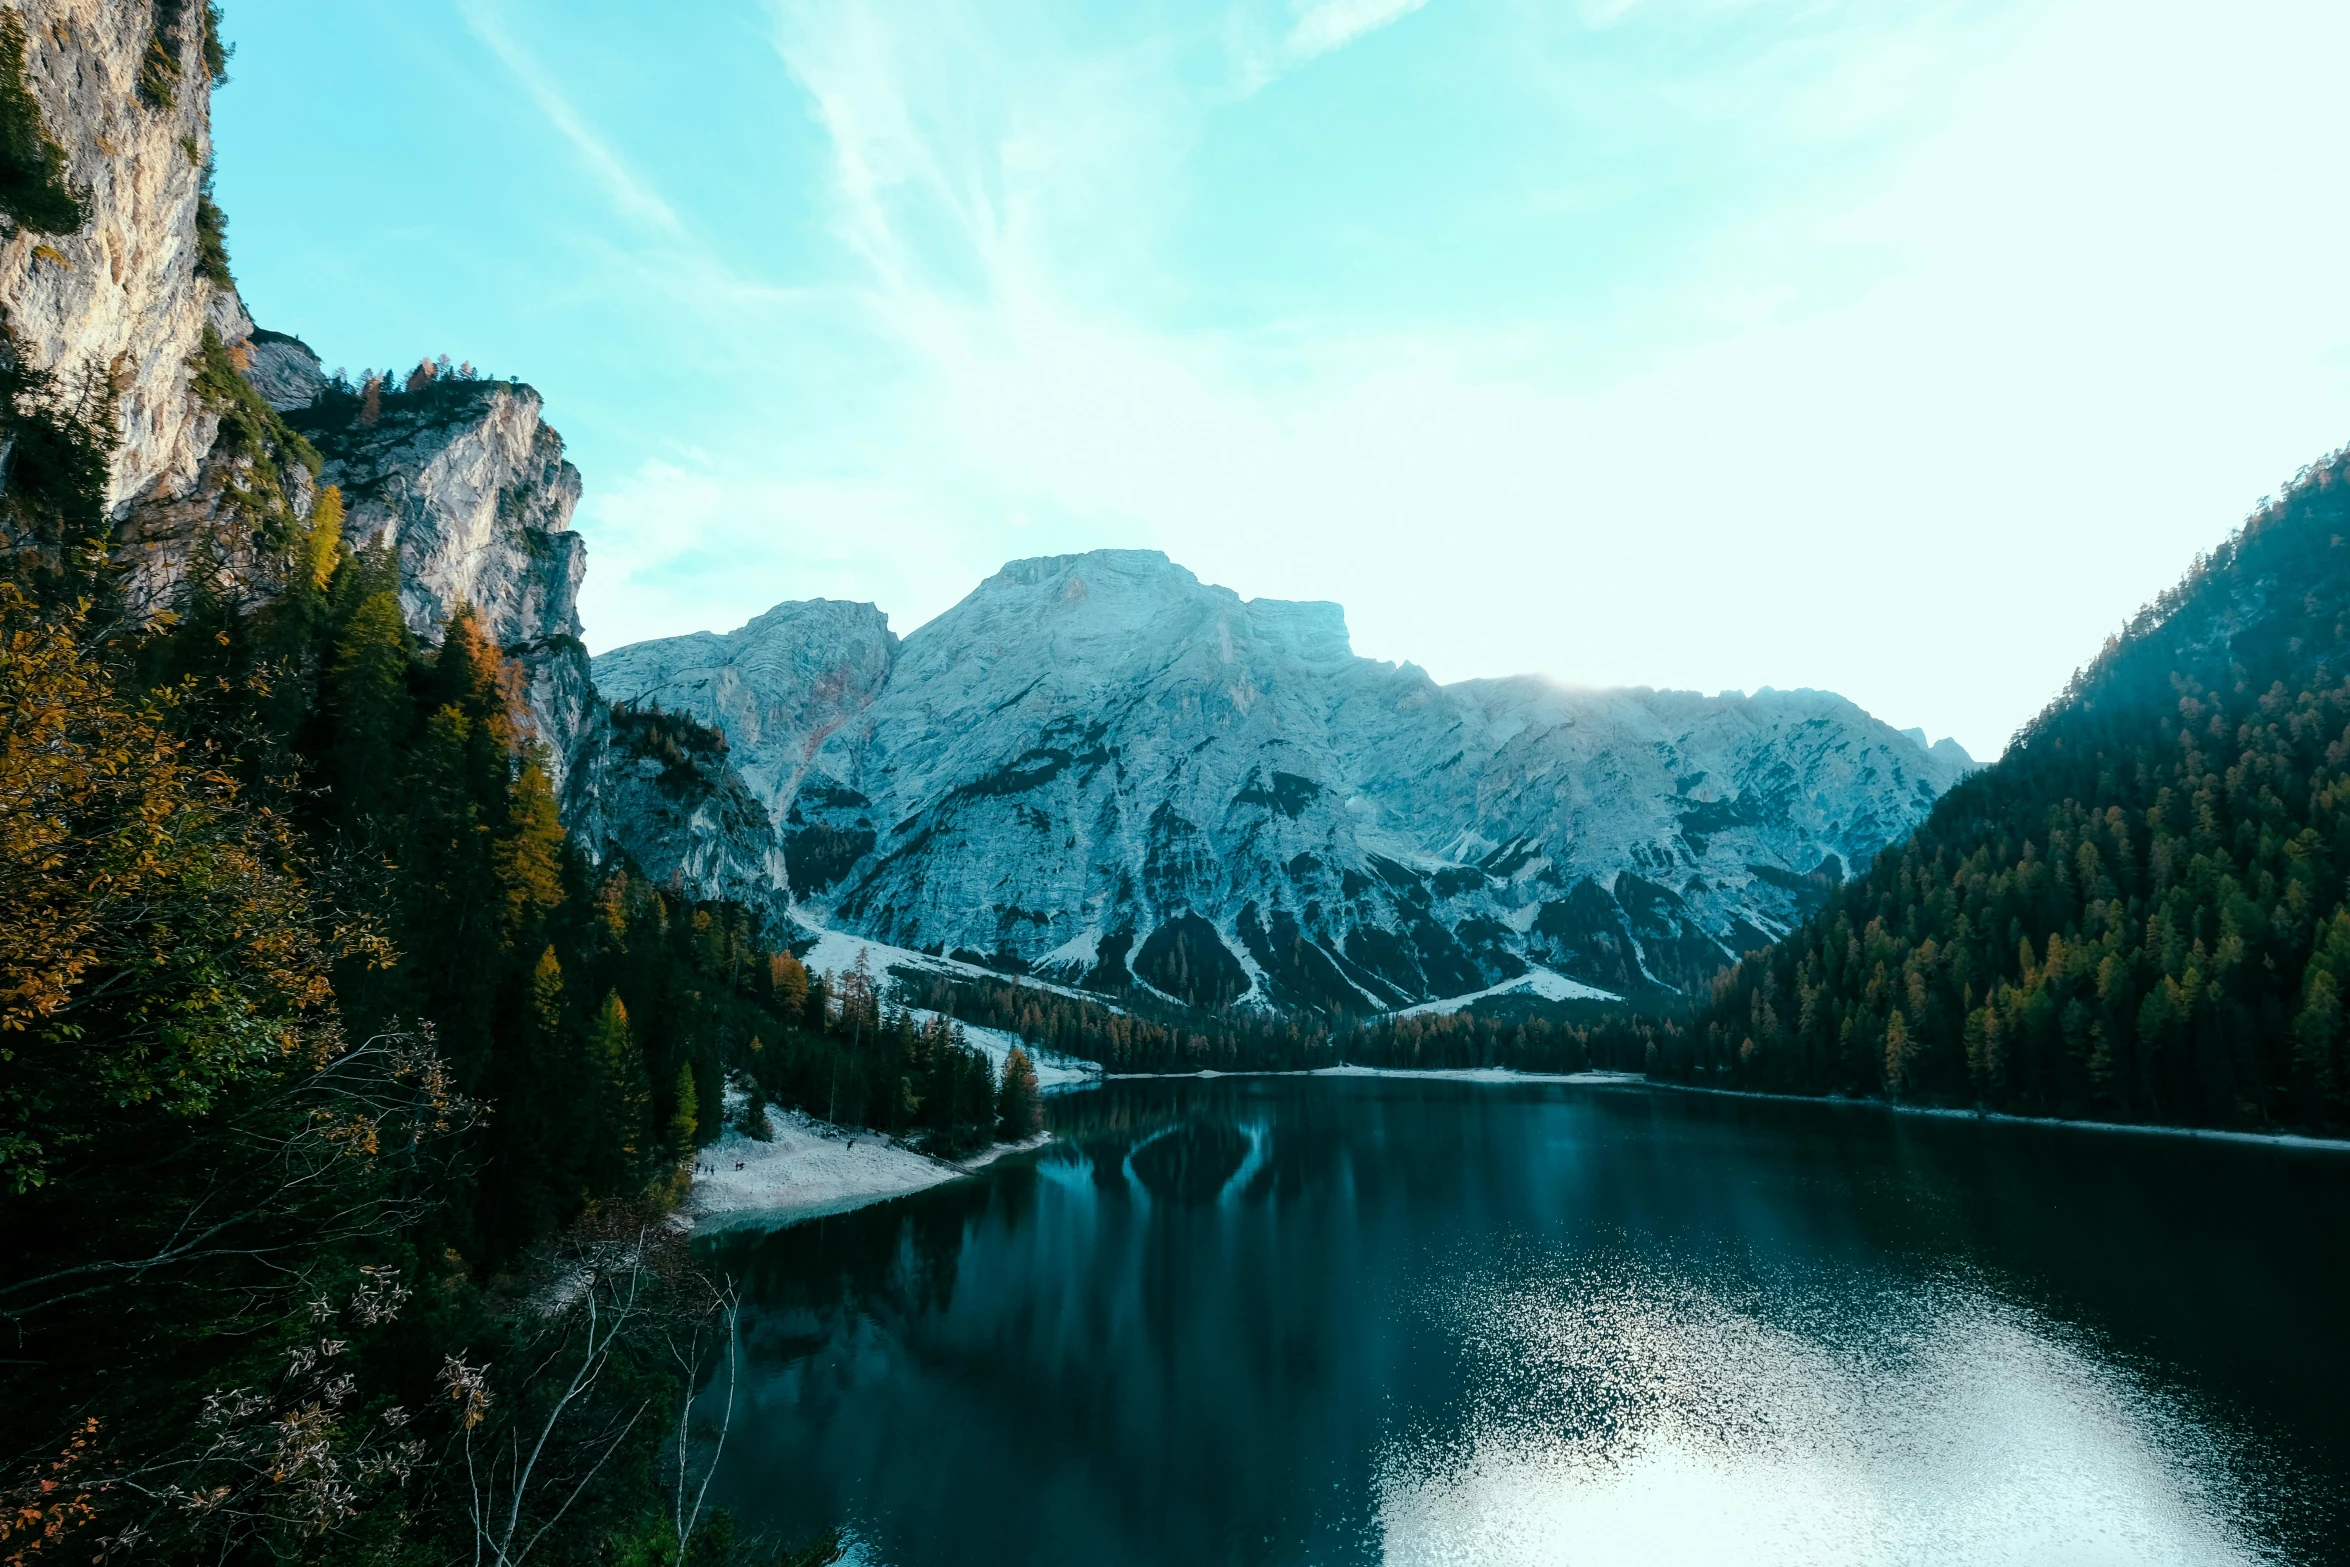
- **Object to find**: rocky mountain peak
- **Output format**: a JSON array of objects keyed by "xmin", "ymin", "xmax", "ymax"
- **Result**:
[
  {"xmin": 905, "ymin": 547, "xmax": 1358, "ymax": 694},
  {"xmin": 585, "ymin": 552, "xmax": 1978, "ymax": 1014}
]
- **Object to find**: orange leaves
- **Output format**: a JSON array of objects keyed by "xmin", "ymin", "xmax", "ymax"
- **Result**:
[
  {"xmin": 0, "ymin": 1419, "xmax": 102, "ymax": 1567},
  {"xmin": 0, "ymin": 587, "xmax": 344, "ymax": 1191}
]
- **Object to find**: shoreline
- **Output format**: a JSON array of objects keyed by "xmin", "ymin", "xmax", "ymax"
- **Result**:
[
  {"xmin": 1103, "ymin": 1064, "xmax": 1648, "ymax": 1087},
  {"xmin": 689, "ymin": 1065, "xmax": 2348, "ymax": 1238},
  {"xmin": 1103, "ymin": 1061, "xmax": 2350, "ymax": 1150},
  {"xmin": 1644, "ymin": 1076, "xmax": 2350, "ymax": 1152},
  {"xmin": 688, "ymin": 1106, "xmax": 1054, "ymax": 1236}
]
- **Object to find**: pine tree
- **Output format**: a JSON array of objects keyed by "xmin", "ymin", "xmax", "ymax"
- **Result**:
[
  {"xmin": 669, "ymin": 1062, "xmax": 700, "ymax": 1166},
  {"xmin": 996, "ymin": 1046, "xmax": 1042, "ymax": 1142},
  {"xmin": 531, "ymin": 946, "xmax": 564, "ymax": 1039},
  {"xmin": 1883, "ymin": 1010, "xmax": 1915, "ymax": 1099},
  {"xmin": 592, "ymin": 991, "xmax": 651, "ymax": 1189},
  {"xmin": 497, "ymin": 754, "xmax": 566, "ymax": 941},
  {"xmin": 323, "ymin": 580, "xmax": 410, "ymax": 827}
]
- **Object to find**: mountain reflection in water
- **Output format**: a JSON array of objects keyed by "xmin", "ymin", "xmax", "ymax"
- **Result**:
[{"xmin": 699, "ymin": 1077, "xmax": 2350, "ymax": 1566}]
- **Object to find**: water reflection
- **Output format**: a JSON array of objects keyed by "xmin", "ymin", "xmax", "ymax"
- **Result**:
[
  {"xmin": 700, "ymin": 1078, "xmax": 2350, "ymax": 1566},
  {"xmin": 1380, "ymin": 1247, "xmax": 2271, "ymax": 1565}
]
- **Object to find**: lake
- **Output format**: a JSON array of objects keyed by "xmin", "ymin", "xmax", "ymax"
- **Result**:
[{"xmin": 697, "ymin": 1075, "xmax": 2350, "ymax": 1566}]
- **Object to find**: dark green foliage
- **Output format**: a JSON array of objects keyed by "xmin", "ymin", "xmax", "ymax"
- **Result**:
[
  {"xmin": 902, "ymin": 972, "xmax": 1337, "ymax": 1072},
  {"xmin": 0, "ymin": 319, "xmax": 118, "ymax": 604},
  {"xmin": 743, "ymin": 955, "xmax": 1003, "ymax": 1155},
  {"xmin": 1, "ymin": 471, "xmax": 813, "ymax": 1560},
  {"xmin": 1134, "ymin": 911, "xmax": 1251, "ymax": 1007},
  {"xmin": 1688, "ymin": 446, "xmax": 2350, "ymax": 1134},
  {"xmin": 189, "ymin": 323, "xmax": 321, "ymax": 551},
  {"xmin": 1345, "ymin": 1005, "xmax": 1661, "ymax": 1074},
  {"xmin": 138, "ymin": 0, "xmax": 227, "ymax": 108},
  {"xmin": 0, "ymin": 12, "xmax": 86, "ymax": 234},
  {"xmin": 289, "ymin": 361, "xmax": 507, "ymax": 444},
  {"xmin": 612, "ymin": 698, "xmax": 730, "ymax": 791},
  {"xmin": 200, "ymin": 0, "xmax": 230, "ymax": 83},
  {"xmin": 900, "ymin": 966, "xmax": 1665, "ymax": 1077},
  {"xmin": 194, "ymin": 182, "xmax": 231, "ymax": 283},
  {"xmin": 138, "ymin": 10, "xmax": 182, "ymax": 108}
]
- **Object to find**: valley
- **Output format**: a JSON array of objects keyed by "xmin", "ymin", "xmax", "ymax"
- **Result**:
[{"xmin": 2, "ymin": 5, "xmax": 2347, "ymax": 1565}]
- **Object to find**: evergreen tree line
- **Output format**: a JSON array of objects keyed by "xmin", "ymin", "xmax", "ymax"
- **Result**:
[
  {"xmin": 1682, "ymin": 447, "xmax": 2350, "ymax": 1134},
  {"xmin": 903, "ymin": 971, "xmax": 1675, "ymax": 1078},
  {"xmin": 1341, "ymin": 1007, "xmax": 1661, "ymax": 1075},
  {"xmin": 900, "ymin": 974, "xmax": 1339, "ymax": 1072},
  {"xmin": 746, "ymin": 952, "xmax": 1043, "ymax": 1154},
  {"xmin": 0, "ymin": 318, "xmax": 933, "ymax": 1563}
]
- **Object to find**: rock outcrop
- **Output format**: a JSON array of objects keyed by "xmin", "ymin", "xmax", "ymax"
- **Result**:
[
  {"xmin": 590, "ymin": 598, "xmax": 899, "ymax": 826},
  {"xmin": 243, "ymin": 328, "xmax": 325, "ymax": 412},
  {"xmin": 592, "ymin": 550, "xmax": 1977, "ymax": 1010},
  {"xmin": 284, "ymin": 377, "xmax": 593, "ymax": 781},
  {"xmin": 0, "ymin": 4, "xmax": 593, "ymax": 782},
  {"xmin": 1, "ymin": 1, "xmax": 225, "ymax": 511},
  {"xmin": 562, "ymin": 703, "xmax": 790, "ymax": 913},
  {"xmin": 287, "ymin": 379, "xmax": 583, "ymax": 649}
]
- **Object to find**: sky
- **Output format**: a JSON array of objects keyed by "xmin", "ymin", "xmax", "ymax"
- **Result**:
[{"xmin": 212, "ymin": 0, "xmax": 2350, "ymax": 761}]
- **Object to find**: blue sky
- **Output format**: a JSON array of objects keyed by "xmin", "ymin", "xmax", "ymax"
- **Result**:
[{"xmin": 213, "ymin": 0, "xmax": 2350, "ymax": 759}]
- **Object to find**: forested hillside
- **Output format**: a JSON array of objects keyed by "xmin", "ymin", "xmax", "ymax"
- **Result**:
[
  {"xmin": 1680, "ymin": 447, "xmax": 2350, "ymax": 1133},
  {"xmin": 0, "ymin": 343, "xmax": 1031, "ymax": 1557}
]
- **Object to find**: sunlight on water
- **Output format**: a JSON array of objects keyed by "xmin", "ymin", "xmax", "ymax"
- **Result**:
[
  {"xmin": 1377, "ymin": 1256, "xmax": 2272, "ymax": 1567},
  {"xmin": 708, "ymin": 1081, "xmax": 2347, "ymax": 1566}
]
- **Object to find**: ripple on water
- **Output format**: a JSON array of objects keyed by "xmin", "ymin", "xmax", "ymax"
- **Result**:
[{"xmin": 1376, "ymin": 1248, "xmax": 2279, "ymax": 1567}]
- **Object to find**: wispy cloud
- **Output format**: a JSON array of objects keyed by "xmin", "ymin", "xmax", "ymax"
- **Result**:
[
  {"xmin": 1285, "ymin": 0, "xmax": 1431, "ymax": 61},
  {"xmin": 562, "ymin": 0, "xmax": 2350, "ymax": 765},
  {"xmin": 456, "ymin": 0, "xmax": 684, "ymax": 235}
]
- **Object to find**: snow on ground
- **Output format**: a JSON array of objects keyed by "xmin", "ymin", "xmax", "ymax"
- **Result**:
[
  {"xmin": 795, "ymin": 919, "xmax": 1124, "ymax": 1011},
  {"xmin": 1391, "ymin": 965, "xmax": 1621, "ymax": 1018},
  {"xmin": 689, "ymin": 1106, "xmax": 1050, "ymax": 1235},
  {"xmin": 1102, "ymin": 1065, "xmax": 1647, "ymax": 1085},
  {"xmin": 797, "ymin": 914, "xmax": 1627, "ymax": 1033},
  {"xmin": 902, "ymin": 1007, "xmax": 1100, "ymax": 1090},
  {"xmin": 1314, "ymin": 1065, "xmax": 1647, "ymax": 1085}
]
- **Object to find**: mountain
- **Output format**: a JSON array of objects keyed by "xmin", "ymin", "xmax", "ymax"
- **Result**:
[
  {"xmin": 590, "ymin": 550, "xmax": 1974, "ymax": 1011},
  {"xmin": 0, "ymin": 1, "xmax": 1969, "ymax": 1024},
  {"xmin": 1688, "ymin": 447, "xmax": 2350, "ymax": 1131}
]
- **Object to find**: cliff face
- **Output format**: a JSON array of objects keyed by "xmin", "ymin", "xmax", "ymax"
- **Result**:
[
  {"xmin": 592, "ymin": 551, "xmax": 1978, "ymax": 1011},
  {"xmin": 287, "ymin": 379, "xmax": 584, "ymax": 648},
  {"xmin": 2, "ymin": 1, "xmax": 224, "ymax": 510},
  {"xmin": 563, "ymin": 704, "xmax": 792, "ymax": 913},
  {"xmin": 284, "ymin": 377, "xmax": 594, "ymax": 782},
  {"xmin": 0, "ymin": 3, "xmax": 597, "ymax": 784}
]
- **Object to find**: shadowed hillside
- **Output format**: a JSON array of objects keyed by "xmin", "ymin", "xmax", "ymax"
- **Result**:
[{"xmin": 1682, "ymin": 446, "xmax": 2350, "ymax": 1133}]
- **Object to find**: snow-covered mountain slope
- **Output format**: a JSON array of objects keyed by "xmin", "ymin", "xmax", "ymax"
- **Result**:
[{"xmin": 591, "ymin": 550, "xmax": 1973, "ymax": 1011}]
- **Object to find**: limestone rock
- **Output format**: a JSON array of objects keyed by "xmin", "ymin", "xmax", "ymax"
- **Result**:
[
  {"xmin": 243, "ymin": 329, "xmax": 324, "ymax": 412},
  {"xmin": 591, "ymin": 550, "xmax": 1978, "ymax": 1009},
  {"xmin": 287, "ymin": 377, "xmax": 592, "ymax": 780},
  {"xmin": 0, "ymin": 1, "xmax": 225, "ymax": 512}
]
